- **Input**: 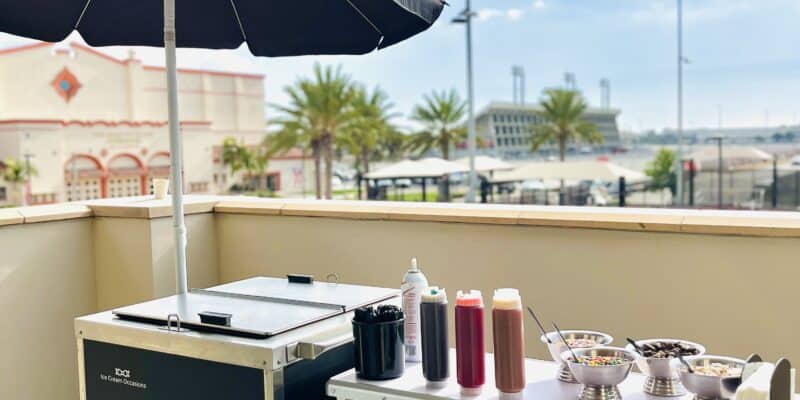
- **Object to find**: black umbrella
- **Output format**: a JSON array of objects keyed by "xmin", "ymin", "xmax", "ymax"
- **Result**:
[{"xmin": 0, "ymin": 0, "xmax": 444, "ymax": 293}]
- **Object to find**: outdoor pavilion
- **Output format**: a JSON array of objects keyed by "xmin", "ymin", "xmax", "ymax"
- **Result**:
[
  {"xmin": 363, "ymin": 157, "xmax": 468, "ymax": 201},
  {"xmin": 491, "ymin": 159, "xmax": 648, "ymax": 205}
]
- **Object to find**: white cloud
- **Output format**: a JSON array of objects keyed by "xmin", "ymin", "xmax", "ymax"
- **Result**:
[
  {"xmin": 507, "ymin": 8, "xmax": 525, "ymax": 20},
  {"xmin": 631, "ymin": 0, "xmax": 752, "ymax": 25},
  {"xmin": 532, "ymin": 0, "xmax": 546, "ymax": 10},
  {"xmin": 476, "ymin": 8, "xmax": 525, "ymax": 22},
  {"xmin": 476, "ymin": 9, "xmax": 502, "ymax": 21}
]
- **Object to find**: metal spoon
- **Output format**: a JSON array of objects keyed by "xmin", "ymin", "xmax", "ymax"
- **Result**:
[
  {"xmin": 626, "ymin": 337, "xmax": 645, "ymax": 355},
  {"xmin": 527, "ymin": 306, "xmax": 551, "ymax": 344},
  {"xmin": 677, "ymin": 353, "xmax": 694, "ymax": 373},
  {"xmin": 553, "ymin": 322, "xmax": 579, "ymax": 362}
]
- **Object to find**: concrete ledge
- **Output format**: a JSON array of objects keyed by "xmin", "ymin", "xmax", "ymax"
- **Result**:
[
  {"xmin": 83, "ymin": 196, "xmax": 217, "ymax": 219},
  {"xmin": 0, "ymin": 208, "xmax": 24, "ymax": 226},
  {"xmin": 4, "ymin": 195, "xmax": 800, "ymax": 238},
  {"xmin": 214, "ymin": 199, "xmax": 800, "ymax": 238},
  {"xmin": 18, "ymin": 204, "xmax": 93, "ymax": 223},
  {"xmin": 0, "ymin": 204, "xmax": 93, "ymax": 226}
]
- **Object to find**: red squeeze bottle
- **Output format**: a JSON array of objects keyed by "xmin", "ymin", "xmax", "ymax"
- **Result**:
[{"xmin": 456, "ymin": 290, "xmax": 485, "ymax": 396}]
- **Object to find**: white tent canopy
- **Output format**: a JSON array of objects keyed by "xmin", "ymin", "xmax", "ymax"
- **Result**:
[
  {"xmin": 455, "ymin": 155, "xmax": 513, "ymax": 173},
  {"xmin": 364, "ymin": 157, "xmax": 469, "ymax": 180},
  {"xmin": 492, "ymin": 160, "xmax": 647, "ymax": 184},
  {"xmin": 688, "ymin": 146, "xmax": 773, "ymax": 171}
]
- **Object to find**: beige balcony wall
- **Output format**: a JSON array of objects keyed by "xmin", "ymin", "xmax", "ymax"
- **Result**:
[
  {"xmin": 0, "ymin": 198, "xmax": 219, "ymax": 400},
  {"xmin": 93, "ymin": 213, "xmax": 220, "ymax": 310},
  {"xmin": 0, "ymin": 215, "xmax": 95, "ymax": 400},
  {"xmin": 216, "ymin": 207, "xmax": 800, "ymax": 366}
]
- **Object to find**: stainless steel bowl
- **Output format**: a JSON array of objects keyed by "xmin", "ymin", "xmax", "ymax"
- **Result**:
[
  {"xmin": 542, "ymin": 330, "xmax": 614, "ymax": 383},
  {"xmin": 676, "ymin": 355, "xmax": 745, "ymax": 400},
  {"xmin": 625, "ymin": 338, "xmax": 706, "ymax": 377},
  {"xmin": 625, "ymin": 338, "xmax": 706, "ymax": 397},
  {"xmin": 561, "ymin": 347, "xmax": 637, "ymax": 387}
]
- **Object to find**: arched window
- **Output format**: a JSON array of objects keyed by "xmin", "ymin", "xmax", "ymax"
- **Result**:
[
  {"xmin": 107, "ymin": 154, "xmax": 145, "ymax": 198},
  {"xmin": 64, "ymin": 155, "xmax": 105, "ymax": 201}
]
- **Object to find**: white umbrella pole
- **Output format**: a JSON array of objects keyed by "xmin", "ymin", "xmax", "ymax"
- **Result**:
[{"xmin": 164, "ymin": 0, "xmax": 188, "ymax": 294}]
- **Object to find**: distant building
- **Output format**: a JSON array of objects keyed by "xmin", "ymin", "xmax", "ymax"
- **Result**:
[
  {"xmin": 467, "ymin": 101, "xmax": 622, "ymax": 160},
  {"xmin": 0, "ymin": 42, "xmax": 308, "ymax": 205},
  {"xmin": 660, "ymin": 125, "xmax": 800, "ymax": 144}
]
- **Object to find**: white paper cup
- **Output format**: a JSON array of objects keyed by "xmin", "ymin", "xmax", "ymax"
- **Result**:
[{"xmin": 153, "ymin": 178, "xmax": 169, "ymax": 199}]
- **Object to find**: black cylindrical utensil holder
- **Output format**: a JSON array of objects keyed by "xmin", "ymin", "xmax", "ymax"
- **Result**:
[{"xmin": 352, "ymin": 318, "xmax": 405, "ymax": 380}]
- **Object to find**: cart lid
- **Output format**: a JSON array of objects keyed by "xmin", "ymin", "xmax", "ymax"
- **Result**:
[{"xmin": 112, "ymin": 276, "xmax": 398, "ymax": 339}]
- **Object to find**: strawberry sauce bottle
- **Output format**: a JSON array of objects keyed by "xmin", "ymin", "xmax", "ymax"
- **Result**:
[{"xmin": 455, "ymin": 290, "xmax": 485, "ymax": 396}]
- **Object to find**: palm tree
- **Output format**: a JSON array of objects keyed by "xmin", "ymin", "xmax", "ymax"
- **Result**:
[
  {"xmin": 529, "ymin": 89, "xmax": 603, "ymax": 161},
  {"xmin": 375, "ymin": 127, "xmax": 407, "ymax": 161},
  {"xmin": 266, "ymin": 116, "xmax": 321, "ymax": 197},
  {"xmin": 529, "ymin": 89, "xmax": 602, "ymax": 204},
  {"xmin": 1, "ymin": 158, "xmax": 36, "ymax": 206},
  {"xmin": 407, "ymin": 89, "xmax": 467, "ymax": 160},
  {"xmin": 221, "ymin": 138, "xmax": 267, "ymax": 191},
  {"xmin": 339, "ymin": 85, "xmax": 397, "ymax": 175},
  {"xmin": 269, "ymin": 64, "xmax": 355, "ymax": 199}
]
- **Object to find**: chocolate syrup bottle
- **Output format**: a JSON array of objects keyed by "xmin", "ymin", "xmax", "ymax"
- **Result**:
[
  {"xmin": 420, "ymin": 286, "xmax": 449, "ymax": 386},
  {"xmin": 492, "ymin": 288, "xmax": 525, "ymax": 396}
]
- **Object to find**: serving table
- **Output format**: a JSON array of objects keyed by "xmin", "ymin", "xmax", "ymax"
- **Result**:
[{"xmin": 327, "ymin": 351, "xmax": 797, "ymax": 400}]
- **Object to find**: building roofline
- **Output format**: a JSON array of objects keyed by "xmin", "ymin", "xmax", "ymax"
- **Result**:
[
  {"xmin": 0, "ymin": 41, "xmax": 50, "ymax": 56},
  {"xmin": 0, "ymin": 41, "xmax": 265, "ymax": 80},
  {"xmin": 476, "ymin": 101, "xmax": 620, "ymax": 118},
  {"xmin": 0, "ymin": 119, "xmax": 212, "ymax": 128}
]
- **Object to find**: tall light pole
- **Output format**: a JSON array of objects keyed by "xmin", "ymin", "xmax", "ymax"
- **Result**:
[
  {"xmin": 710, "ymin": 136, "xmax": 724, "ymax": 209},
  {"xmin": 599, "ymin": 78, "xmax": 610, "ymax": 109},
  {"xmin": 564, "ymin": 72, "xmax": 576, "ymax": 90},
  {"xmin": 453, "ymin": 1, "xmax": 477, "ymax": 203},
  {"xmin": 676, "ymin": 0, "xmax": 685, "ymax": 206},
  {"xmin": 22, "ymin": 151, "xmax": 33, "ymax": 207}
]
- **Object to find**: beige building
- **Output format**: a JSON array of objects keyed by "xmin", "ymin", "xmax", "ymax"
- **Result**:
[{"xmin": 0, "ymin": 41, "xmax": 308, "ymax": 205}]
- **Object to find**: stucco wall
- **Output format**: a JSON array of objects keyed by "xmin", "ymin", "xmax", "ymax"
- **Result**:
[
  {"xmin": 216, "ymin": 212, "xmax": 800, "ymax": 365},
  {"xmin": 0, "ymin": 219, "xmax": 96, "ymax": 400}
]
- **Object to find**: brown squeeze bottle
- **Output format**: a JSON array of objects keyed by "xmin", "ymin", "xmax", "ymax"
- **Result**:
[{"xmin": 492, "ymin": 288, "xmax": 525, "ymax": 397}]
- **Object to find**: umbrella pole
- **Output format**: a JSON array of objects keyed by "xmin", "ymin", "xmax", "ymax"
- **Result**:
[{"xmin": 164, "ymin": 0, "xmax": 188, "ymax": 294}]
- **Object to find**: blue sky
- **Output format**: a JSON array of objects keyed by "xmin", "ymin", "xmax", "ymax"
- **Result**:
[{"xmin": 1, "ymin": 0, "xmax": 798, "ymax": 132}]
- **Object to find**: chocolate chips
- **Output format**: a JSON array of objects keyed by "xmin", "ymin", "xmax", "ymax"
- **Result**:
[
  {"xmin": 354, "ymin": 305, "xmax": 404, "ymax": 323},
  {"xmin": 640, "ymin": 341, "xmax": 700, "ymax": 358}
]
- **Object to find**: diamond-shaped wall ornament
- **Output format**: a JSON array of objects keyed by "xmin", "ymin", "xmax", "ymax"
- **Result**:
[{"xmin": 51, "ymin": 67, "xmax": 82, "ymax": 102}]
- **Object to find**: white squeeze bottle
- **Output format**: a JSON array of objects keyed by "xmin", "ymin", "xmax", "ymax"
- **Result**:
[{"xmin": 402, "ymin": 257, "xmax": 429, "ymax": 362}]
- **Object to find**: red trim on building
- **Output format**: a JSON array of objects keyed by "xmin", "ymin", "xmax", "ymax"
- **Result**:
[
  {"xmin": 0, "ymin": 42, "xmax": 263, "ymax": 80},
  {"xmin": 64, "ymin": 153, "xmax": 108, "ymax": 198},
  {"xmin": 69, "ymin": 43, "xmax": 133, "ymax": 65},
  {"xmin": 0, "ymin": 42, "xmax": 50, "ymax": 55},
  {"xmin": 147, "ymin": 151, "xmax": 171, "ymax": 163},
  {"xmin": 108, "ymin": 153, "xmax": 148, "ymax": 195},
  {"xmin": 0, "ymin": 119, "xmax": 212, "ymax": 127}
]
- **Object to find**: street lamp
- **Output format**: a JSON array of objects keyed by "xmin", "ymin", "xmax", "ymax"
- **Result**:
[
  {"xmin": 710, "ymin": 135, "xmax": 724, "ymax": 209},
  {"xmin": 675, "ymin": 0, "xmax": 685, "ymax": 206},
  {"xmin": 452, "ymin": 2, "xmax": 477, "ymax": 203}
]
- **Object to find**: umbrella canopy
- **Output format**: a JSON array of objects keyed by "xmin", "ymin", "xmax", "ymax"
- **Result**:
[
  {"xmin": 0, "ymin": 0, "xmax": 444, "ymax": 56},
  {"xmin": 688, "ymin": 146, "xmax": 773, "ymax": 171},
  {"xmin": 492, "ymin": 160, "xmax": 647, "ymax": 184},
  {"xmin": 365, "ymin": 157, "xmax": 468, "ymax": 179},
  {"xmin": 0, "ymin": 0, "xmax": 444, "ymax": 294},
  {"xmin": 455, "ymin": 155, "xmax": 513, "ymax": 173}
]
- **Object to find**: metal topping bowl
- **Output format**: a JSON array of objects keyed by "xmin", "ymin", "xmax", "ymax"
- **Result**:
[
  {"xmin": 561, "ymin": 347, "xmax": 636, "ymax": 400},
  {"xmin": 676, "ymin": 355, "xmax": 746, "ymax": 400},
  {"xmin": 625, "ymin": 338, "xmax": 706, "ymax": 397},
  {"xmin": 542, "ymin": 330, "xmax": 614, "ymax": 383}
]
